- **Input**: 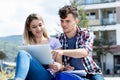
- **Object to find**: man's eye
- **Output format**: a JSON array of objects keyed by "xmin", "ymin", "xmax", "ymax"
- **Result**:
[
  {"xmin": 66, "ymin": 20, "xmax": 70, "ymax": 23},
  {"xmin": 61, "ymin": 20, "xmax": 63, "ymax": 23}
]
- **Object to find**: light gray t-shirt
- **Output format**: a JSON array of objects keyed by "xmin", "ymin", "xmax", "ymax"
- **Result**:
[{"xmin": 49, "ymin": 38, "xmax": 61, "ymax": 50}]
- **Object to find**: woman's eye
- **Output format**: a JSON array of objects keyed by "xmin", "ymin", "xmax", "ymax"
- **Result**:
[
  {"xmin": 32, "ymin": 26, "xmax": 37, "ymax": 28},
  {"xmin": 39, "ymin": 24, "xmax": 42, "ymax": 27},
  {"xmin": 39, "ymin": 23, "xmax": 42, "ymax": 27}
]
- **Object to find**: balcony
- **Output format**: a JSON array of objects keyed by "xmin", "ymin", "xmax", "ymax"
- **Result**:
[
  {"xmin": 101, "ymin": 18, "xmax": 116, "ymax": 25},
  {"xmin": 94, "ymin": 30, "xmax": 116, "ymax": 45},
  {"xmin": 88, "ymin": 19, "xmax": 100, "ymax": 26},
  {"xmin": 80, "ymin": 0, "xmax": 116, "ymax": 5},
  {"xmin": 88, "ymin": 18, "xmax": 116, "ymax": 26}
]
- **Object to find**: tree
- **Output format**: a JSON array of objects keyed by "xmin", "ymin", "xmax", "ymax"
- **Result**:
[
  {"xmin": 0, "ymin": 51, "xmax": 7, "ymax": 60},
  {"xmin": 0, "ymin": 51, "xmax": 7, "ymax": 72},
  {"xmin": 93, "ymin": 31, "xmax": 113, "ymax": 74},
  {"xmin": 70, "ymin": 0, "xmax": 89, "ymax": 28}
]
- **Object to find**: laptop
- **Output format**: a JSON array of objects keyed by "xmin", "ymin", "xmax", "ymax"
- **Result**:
[{"xmin": 18, "ymin": 44, "xmax": 54, "ymax": 65}]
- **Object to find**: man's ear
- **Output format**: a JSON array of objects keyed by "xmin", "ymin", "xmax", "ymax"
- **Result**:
[{"xmin": 75, "ymin": 18, "xmax": 79, "ymax": 24}]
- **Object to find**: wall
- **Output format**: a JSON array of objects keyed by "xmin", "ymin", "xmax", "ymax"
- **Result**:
[
  {"xmin": 116, "ymin": 7, "xmax": 120, "ymax": 24},
  {"xmin": 116, "ymin": 25, "xmax": 120, "ymax": 45},
  {"xmin": 106, "ymin": 53, "xmax": 114, "ymax": 74}
]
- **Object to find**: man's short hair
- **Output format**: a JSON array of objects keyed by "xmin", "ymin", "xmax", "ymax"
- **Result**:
[{"xmin": 58, "ymin": 5, "xmax": 79, "ymax": 19}]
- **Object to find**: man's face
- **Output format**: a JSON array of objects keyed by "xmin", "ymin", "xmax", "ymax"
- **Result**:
[{"xmin": 60, "ymin": 14, "xmax": 78, "ymax": 34}]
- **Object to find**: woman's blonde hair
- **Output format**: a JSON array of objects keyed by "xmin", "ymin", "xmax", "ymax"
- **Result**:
[{"xmin": 23, "ymin": 13, "xmax": 49, "ymax": 45}]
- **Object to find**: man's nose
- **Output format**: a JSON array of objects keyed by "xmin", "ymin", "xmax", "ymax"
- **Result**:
[{"xmin": 62, "ymin": 22, "xmax": 66, "ymax": 26}]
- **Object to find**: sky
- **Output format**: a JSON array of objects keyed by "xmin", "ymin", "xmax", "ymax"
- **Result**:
[{"xmin": 0, "ymin": 0, "xmax": 70, "ymax": 37}]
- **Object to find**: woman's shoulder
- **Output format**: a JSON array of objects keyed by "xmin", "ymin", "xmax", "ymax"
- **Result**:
[
  {"xmin": 49, "ymin": 37, "xmax": 61, "ymax": 50},
  {"xmin": 49, "ymin": 37, "xmax": 59, "ymax": 42}
]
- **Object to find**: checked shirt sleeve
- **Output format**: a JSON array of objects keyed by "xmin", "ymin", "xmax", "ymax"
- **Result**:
[{"xmin": 83, "ymin": 30, "xmax": 94, "ymax": 53}]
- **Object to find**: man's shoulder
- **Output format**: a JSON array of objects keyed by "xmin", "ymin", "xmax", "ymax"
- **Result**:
[
  {"xmin": 58, "ymin": 33, "xmax": 65, "ymax": 40},
  {"xmin": 78, "ymin": 28, "xmax": 93, "ymax": 33},
  {"xmin": 58, "ymin": 33, "xmax": 64, "ymax": 37},
  {"xmin": 78, "ymin": 28, "xmax": 94, "ymax": 38},
  {"xmin": 79, "ymin": 28, "xmax": 89, "ymax": 31},
  {"xmin": 78, "ymin": 28, "xmax": 88, "ymax": 34}
]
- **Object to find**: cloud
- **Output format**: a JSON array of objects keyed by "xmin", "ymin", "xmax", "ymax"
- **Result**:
[{"xmin": 0, "ymin": 0, "xmax": 70, "ymax": 37}]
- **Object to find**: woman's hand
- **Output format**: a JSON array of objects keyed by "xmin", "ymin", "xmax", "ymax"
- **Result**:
[{"xmin": 49, "ymin": 62, "xmax": 63, "ymax": 73}]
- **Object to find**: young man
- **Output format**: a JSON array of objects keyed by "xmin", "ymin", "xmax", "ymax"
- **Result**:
[{"xmin": 53, "ymin": 5, "xmax": 105, "ymax": 80}]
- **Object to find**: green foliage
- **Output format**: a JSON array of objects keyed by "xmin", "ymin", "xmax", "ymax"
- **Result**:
[
  {"xmin": 78, "ymin": 9, "xmax": 89, "ymax": 28},
  {"xmin": 94, "ymin": 39, "xmax": 113, "ymax": 55},
  {"xmin": 93, "ymin": 31, "xmax": 114, "ymax": 56},
  {"xmin": 0, "ymin": 51, "xmax": 7, "ymax": 60},
  {"xmin": 70, "ymin": 0, "xmax": 79, "ymax": 7},
  {"xmin": 70, "ymin": 0, "xmax": 89, "ymax": 28}
]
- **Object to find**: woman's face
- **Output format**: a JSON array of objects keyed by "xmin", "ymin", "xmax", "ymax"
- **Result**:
[{"xmin": 29, "ymin": 19, "xmax": 44, "ymax": 38}]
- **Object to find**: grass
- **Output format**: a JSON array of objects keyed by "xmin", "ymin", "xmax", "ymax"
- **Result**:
[{"xmin": 0, "ymin": 70, "xmax": 15, "ymax": 80}]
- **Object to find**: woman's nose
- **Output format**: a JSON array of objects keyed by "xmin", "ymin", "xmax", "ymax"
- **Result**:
[{"xmin": 37, "ymin": 26, "xmax": 41, "ymax": 30}]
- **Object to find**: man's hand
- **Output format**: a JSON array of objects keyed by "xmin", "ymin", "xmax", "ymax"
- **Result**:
[
  {"xmin": 63, "ymin": 65, "xmax": 74, "ymax": 71},
  {"xmin": 52, "ymin": 50, "xmax": 63, "ymax": 58}
]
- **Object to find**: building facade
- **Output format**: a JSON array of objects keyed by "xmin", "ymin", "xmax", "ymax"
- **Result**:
[{"xmin": 80, "ymin": 0, "xmax": 120, "ymax": 74}]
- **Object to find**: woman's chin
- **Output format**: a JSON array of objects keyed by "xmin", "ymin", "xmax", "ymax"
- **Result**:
[{"xmin": 35, "ymin": 34, "xmax": 42, "ymax": 38}]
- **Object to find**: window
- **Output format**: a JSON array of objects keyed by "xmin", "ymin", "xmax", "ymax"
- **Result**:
[
  {"xmin": 114, "ymin": 55, "xmax": 120, "ymax": 74},
  {"xmin": 85, "ymin": 0, "xmax": 95, "ymax": 4},
  {"xmin": 86, "ymin": 12, "xmax": 96, "ymax": 20},
  {"xmin": 107, "ymin": 10, "xmax": 116, "ymax": 24}
]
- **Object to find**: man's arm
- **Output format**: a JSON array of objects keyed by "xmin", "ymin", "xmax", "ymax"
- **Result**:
[
  {"xmin": 53, "ymin": 31, "xmax": 94, "ymax": 58},
  {"xmin": 52, "ymin": 48, "xmax": 88, "ymax": 58}
]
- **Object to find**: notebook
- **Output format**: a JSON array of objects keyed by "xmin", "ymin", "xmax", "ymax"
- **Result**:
[
  {"xmin": 63, "ymin": 70, "xmax": 87, "ymax": 77},
  {"xmin": 18, "ymin": 44, "xmax": 54, "ymax": 65}
]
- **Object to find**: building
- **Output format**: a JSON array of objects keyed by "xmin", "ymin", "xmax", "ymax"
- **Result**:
[{"xmin": 80, "ymin": 0, "xmax": 120, "ymax": 74}]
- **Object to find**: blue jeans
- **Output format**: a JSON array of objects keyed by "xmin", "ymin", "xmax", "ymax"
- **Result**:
[
  {"xmin": 84, "ymin": 74, "xmax": 105, "ymax": 80},
  {"xmin": 15, "ymin": 50, "xmax": 54, "ymax": 80},
  {"xmin": 55, "ymin": 72, "xmax": 84, "ymax": 80},
  {"xmin": 55, "ymin": 72, "xmax": 104, "ymax": 80}
]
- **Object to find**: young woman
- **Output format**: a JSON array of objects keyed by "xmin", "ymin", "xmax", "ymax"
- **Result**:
[{"xmin": 14, "ymin": 13, "xmax": 63, "ymax": 80}]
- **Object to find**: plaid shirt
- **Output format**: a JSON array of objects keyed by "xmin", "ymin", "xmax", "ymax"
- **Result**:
[{"xmin": 59, "ymin": 28, "xmax": 102, "ymax": 74}]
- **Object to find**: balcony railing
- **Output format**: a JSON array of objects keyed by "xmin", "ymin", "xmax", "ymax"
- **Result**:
[
  {"xmin": 80, "ymin": 0, "xmax": 116, "ymax": 5},
  {"xmin": 88, "ymin": 19, "xmax": 100, "ymax": 26},
  {"xmin": 101, "ymin": 18, "xmax": 116, "ymax": 25},
  {"xmin": 88, "ymin": 18, "xmax": 116, "ymax": 26}
]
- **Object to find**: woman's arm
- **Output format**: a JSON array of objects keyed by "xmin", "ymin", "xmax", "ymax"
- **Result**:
[{"xmin": 49, "ymin": 48, "xmax": 63, "ymax": 72}]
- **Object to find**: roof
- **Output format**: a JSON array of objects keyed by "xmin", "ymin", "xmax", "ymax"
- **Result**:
[{"xmin": 93, "ymin": 45, "xmax": 120, "ymax": 53}]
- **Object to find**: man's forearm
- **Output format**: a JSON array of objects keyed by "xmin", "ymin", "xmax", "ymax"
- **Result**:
[{"xmin": 62, "ymin": 49, "xmax": 88, "ymax": 58}]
